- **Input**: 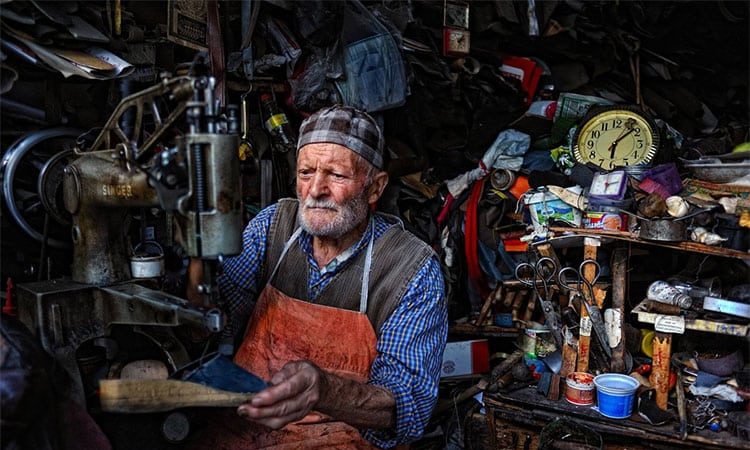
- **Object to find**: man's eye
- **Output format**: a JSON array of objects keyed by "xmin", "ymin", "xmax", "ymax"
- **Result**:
[
  {"xmin": 332, "ymin": 173, "xmax": 346, "ymax": 180},
  {"xmin": 298, "ymin": 170, "xmax": 312, "ymax": 177}
]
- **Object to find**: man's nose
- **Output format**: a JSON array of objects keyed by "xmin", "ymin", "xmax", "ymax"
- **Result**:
[{"xmin": 308, "ymin": 172, "xmax": 328, "ymax": 198}]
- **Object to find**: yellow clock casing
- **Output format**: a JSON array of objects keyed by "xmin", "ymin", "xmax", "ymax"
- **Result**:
[{"xmin": 572, "ymin": 106, "xmax": 660, "ymax": 170}]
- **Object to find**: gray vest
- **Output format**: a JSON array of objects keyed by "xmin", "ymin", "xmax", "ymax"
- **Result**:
[{"xmin": 261, "ymin": 199, "xmax": 436, "ymax": 335}]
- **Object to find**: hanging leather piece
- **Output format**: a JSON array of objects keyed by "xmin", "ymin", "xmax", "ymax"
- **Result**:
[
  {"xmin": 206, "ymin": 0, "xmax": 225, "ymax": 106},
  {"xmin": 465, "ymin": 177, "xmax": 490, "ymax": 300}
]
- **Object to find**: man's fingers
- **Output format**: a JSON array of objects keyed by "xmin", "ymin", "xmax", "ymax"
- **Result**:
[
  {"xmin": 252, "ymin": 373, "xmax": 304, "ymax": 406},
  {"xmin": 269, "ymin": 363, "xmax": 299, "ymax": 386},
  {"xmin": 238, "ymin": 408, "xmax": 307, "ymax": 430},
  {"xmin": 253, "ymin": 362, "xmax": 320, "ymax": 407},
  {"xmin": 236, "ymin": 361, "xmax": 324, "ymax": 430},
  {"xmin": 238, "ymin": 399, "xmax": 309, "ymax": 428}
]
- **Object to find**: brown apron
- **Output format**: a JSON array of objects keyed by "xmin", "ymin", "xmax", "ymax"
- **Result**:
[{"xmin": 190, "ymin": 226, "xmax": 380, "ymax": 450}]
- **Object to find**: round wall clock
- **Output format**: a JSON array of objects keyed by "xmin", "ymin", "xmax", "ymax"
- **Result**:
[{"xmin": 572, "ymin": 106, "xmax": 660, "ymax": 170}]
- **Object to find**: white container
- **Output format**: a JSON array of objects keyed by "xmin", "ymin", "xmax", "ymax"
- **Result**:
[
  {"xmin": 525, "ymin": 187, "xmax": 583, "ymax": 228},
  {"xmin": 130, "ymin": 241, "xmax": 165, "ymax": 278}
]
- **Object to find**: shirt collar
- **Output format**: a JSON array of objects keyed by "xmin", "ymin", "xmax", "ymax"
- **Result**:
[{"xmin": 297, "ymin": 216, "xmax": 375, "ymax": 275}]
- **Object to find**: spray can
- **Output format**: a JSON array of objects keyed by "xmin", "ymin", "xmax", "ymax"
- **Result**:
[{"xmin": 647, "ymin": 281, "xmax": 693, "ymax": 309}]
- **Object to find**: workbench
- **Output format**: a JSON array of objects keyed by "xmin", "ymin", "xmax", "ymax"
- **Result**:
[{"xmin": 484, "ymin": 387, "xmax": 748, "ymax": 449}]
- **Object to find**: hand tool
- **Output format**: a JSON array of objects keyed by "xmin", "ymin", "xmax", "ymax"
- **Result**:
[
  {"xmin": 515, "ymin": 257, "xmax": 563, "ymax": 348},
  {"xmin": 557, "ymin": 260, "xmax": 611, "ymax": 358}
]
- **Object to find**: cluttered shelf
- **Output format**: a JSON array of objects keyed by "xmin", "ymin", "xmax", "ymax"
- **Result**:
[
  {"xmin": 449, "ymin": 322, "xmax": 522, "ymax": 339},
  {"xmin": 484, "ymin": 386, "xmax": 749, "ymax": 449},
  {"xmin": 547, "ymin": 226, "xmax": 750, "ymax": 260},
  {"xmin": 632, "ymin": 299, "xmax": 749, "ymax": 337}
]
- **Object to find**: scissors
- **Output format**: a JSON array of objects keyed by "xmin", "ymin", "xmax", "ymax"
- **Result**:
[
  {"xmin": 557, "ymin": 259, "xmax": 611, "ymax": 358},
  {"xmin": 514, "ymin": 257, "xmax": 563, "ymax": 348}
]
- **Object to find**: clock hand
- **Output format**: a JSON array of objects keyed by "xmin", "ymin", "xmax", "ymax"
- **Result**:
[
  {"xmin": 608, "ymin": 127, "xmax": 636, "ymax": 158},
  {"xmin": 613, "ymin": 127, "xmax": 635, "ymax": 146}
]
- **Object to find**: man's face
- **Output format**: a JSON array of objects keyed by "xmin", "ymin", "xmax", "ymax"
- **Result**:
[{"xmin": 296, "ymin": 143, "xmax": 373, "ymax": 238}]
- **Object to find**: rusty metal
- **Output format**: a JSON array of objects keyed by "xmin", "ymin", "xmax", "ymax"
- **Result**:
[
  {"xmin": 17, "ymin": 75, "xmax": 242, "ymax": 412},
  {"xmin": 81, "ymin": 76, "xmax": 194, "ymax": 159},
  {"xmin": 175, "ymin": 133, "xmax": 241, "ymax": 259},
  {"xmin": 63, "ymin": 154, "xmax": 159, "ymax": 285},
  {"xmin": 15, "ymin": 278, "xmax": 218, "ymax": 404}
]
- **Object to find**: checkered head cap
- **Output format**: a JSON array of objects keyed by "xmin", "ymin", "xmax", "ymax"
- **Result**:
[{"xmin": 297, "ymin": 105, "xmax": 384, "ymax": 170}]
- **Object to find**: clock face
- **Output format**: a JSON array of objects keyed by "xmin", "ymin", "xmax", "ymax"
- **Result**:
[
  {"xmin": 590, "ymin": 171, "xmax": 626, "ymax": 198},
  {"xmin": 443, "ymin": 28, "xmax": 470, "ymax": 56},
  {"xmin": 573, "ymin": 107, "xmax": 659, "ymax": 170}
]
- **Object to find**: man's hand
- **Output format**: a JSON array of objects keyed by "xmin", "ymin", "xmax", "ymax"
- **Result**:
[{"xmin": 237, "ymin": 361, "xmax": 327, "ymax": 430}]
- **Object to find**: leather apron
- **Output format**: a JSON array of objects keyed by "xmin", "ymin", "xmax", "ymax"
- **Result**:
[{"xmin": 190, "ymin": 226, "xmax": 380, "ymax": 450}]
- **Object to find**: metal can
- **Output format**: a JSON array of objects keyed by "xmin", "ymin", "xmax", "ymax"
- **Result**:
[
  {"xmin": 565, "ymin": 371, "xmax": 595, "ymax": 405},
  {"xmin": 490, "ymin": 169, "xmax": 516, "ymax": 191}
]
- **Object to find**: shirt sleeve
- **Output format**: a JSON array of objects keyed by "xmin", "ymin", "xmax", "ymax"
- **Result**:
[
  {"xmin": 363, "ymin": 255, "xmax": 448, "ymax": 448},
  {"xmin": 218, "ymin": 203, "xmax": 277, "ymax": 339}
]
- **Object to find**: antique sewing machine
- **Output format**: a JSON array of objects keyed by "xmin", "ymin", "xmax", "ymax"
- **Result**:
[{"xmin": 15, "ymin": 73, "xmax": 242, "ymax": 407}]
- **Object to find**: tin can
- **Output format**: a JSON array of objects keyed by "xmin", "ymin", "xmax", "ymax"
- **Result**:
[
  {"xmin": 565, "ymin": 371, "xmax": 595, "ymax": 405},
  {"xmin": 490, "ymin": 169, "xmax": 516, "ymax": 191},
  {"xmin": 583, "ymin": 209, "xmax": 628, "ymax": 231}
]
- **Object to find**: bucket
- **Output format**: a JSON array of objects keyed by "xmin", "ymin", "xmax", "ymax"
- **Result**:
[
  {"xmin": 130, "ymin": 241, "xmax": 165, "ymax": 279},
  {"xmin": 594, "ymin": 374, "xmax": 639, "ymax": 419},
  {"xmin": 565, "ymin": 372, "xmax": 595, "ymax": 405}
]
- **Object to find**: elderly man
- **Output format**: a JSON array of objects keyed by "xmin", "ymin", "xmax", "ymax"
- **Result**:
[{"xmin": 201, "ymin": 105, "xmax": 447, "ymax": 449}]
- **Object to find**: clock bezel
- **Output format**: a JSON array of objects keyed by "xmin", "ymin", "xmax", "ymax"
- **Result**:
[{"xmin": 572, "ymin": 105, "xmax": 660, "ymax": 170}]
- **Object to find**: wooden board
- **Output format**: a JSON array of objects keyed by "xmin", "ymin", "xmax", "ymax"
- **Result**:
[
  {"xmin": 547, "ymin": 227, "xmax": 750, "ymax": 260},
  {"xmin": 610, "ymin": 248, "xmax": 628, "ymax": 373},
  {"xmin": 576, "ymin": 241, "xmax": 598, "ymax": 372},
  {"xmin": 99, "ymin": 379, "xmax": 254, "ymax": 413},
  {"xmin": 631, "ymin": 299, "xmax": 749, "ymax": 336}
]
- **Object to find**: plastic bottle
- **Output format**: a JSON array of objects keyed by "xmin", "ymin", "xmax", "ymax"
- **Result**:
[
  {"xmin": 647, "ymin": 281, "xmax": 693, "ymax": 309},
  {"xmin": 260, "ymin": 93, "xmax": 295, "ymax": 150}
]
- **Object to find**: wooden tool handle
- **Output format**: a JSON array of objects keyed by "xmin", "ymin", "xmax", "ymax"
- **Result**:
[{"xmin": 99, "ymin": 379, "xmax": 254, "ymax": 413}]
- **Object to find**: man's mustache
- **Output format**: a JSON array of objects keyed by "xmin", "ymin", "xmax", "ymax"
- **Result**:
[{"xmin": 302, "ymin": 198, "xmax": 339, "ymax": 211}]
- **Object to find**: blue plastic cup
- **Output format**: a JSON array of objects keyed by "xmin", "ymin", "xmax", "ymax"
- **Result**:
[{"xmin": 593, "ymin": 373, "xmax": 640, "ymax": 419}]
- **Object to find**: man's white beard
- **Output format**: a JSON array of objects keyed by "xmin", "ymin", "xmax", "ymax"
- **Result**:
[{"xmin": 297, "ymin": 192, "xmax": 369, "ymax": 238}]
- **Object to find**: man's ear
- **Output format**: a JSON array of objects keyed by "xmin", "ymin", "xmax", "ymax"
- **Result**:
[{"xmin": 367, "ymin": 171, "xmax": 389, "ymax": 204}]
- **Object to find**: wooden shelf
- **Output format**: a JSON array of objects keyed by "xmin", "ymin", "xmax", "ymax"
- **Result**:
[
  {"xmin": 449, "ymin": 323, "xmax": 521, "ymax": 338},
  {"xmin": 547, "ymin": 227, "xmax": 750, "ymax": 260},
  {"xmin": 631, "ymin": 299, "xmax": 749, "ymax": 336},
  {"xmin": 485, "ymin": 386, "xmax": 748, "ymax": 449}
]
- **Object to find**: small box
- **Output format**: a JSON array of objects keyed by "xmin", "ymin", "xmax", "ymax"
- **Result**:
[
  {"xmin": 440, "ymin": 339, "xmax": 489, "ymax": 378},
  {"xmin": 525, "ymin": 187, "xmax": 583, "ymax": 228}
]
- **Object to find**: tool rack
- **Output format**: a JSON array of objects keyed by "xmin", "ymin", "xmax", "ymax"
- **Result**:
[{"xmin": 461, "ymin": 227, "xmax": 750, "ymax": 448}]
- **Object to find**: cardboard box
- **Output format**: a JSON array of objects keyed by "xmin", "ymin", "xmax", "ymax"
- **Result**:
[
  {"xmin": 525, "ymin": 188, "xmax": 583, "ymax": 228},
  {"xmin": 440, "ymin": 339, "xmax": 489, "ymax": 378}
]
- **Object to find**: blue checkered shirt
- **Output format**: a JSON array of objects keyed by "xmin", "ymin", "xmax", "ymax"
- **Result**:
[{"xmin": 218, "ymin": 203, "xmax": 447, "ymax": 448}]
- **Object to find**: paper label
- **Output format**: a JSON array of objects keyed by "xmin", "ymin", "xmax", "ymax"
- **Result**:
[
  {"xmin": 654, "ymin": 315, "xmax": 685, "ymax": 334},
  {"xmin": 583, "ymin": 237, "xmax": 601, "ymax": 247},
  {"xmin": 604, "ymin": 308, "xmax": 622, "ymax": 348},
  {"xmin": 580, "ymin": 316, "xmax": 592, "ymax": 336}
]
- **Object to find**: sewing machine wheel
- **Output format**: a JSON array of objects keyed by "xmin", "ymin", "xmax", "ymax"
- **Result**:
[
  {"xmin": 1, "ymin": 128, "xmax": 80, "ymax": 248},
  {"xmin": 38, "ymin": 148, "xmax": 75, "ymax": 228}
]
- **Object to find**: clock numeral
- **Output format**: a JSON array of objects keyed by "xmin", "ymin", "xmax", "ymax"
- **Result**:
[
  {"xmin": 599, "ymin": 159, "xmax": 605, "ymax": 166},
  {"xmin": 608, "ymin": 161, "xmax": 616, "ymax": 169},
  {"xmin": 637, "ymin": 140, "xmax": 643, "ymax": 149},
  {"xmin": 614, "ymin": 119, "xmax": 622, "ymax": 128},
  {"xmin": 591, "ymin": 130, "xmax": 601, "ymax": 139},
  {"xmin": 633, "ymin": 151, "xmax": 638, "ymax": 158},
  {"xmin": 634, "ymin": 127, "xmax": 642, "ymax": 137},
  {"xmin": 590, "ymin": 150, "xmax": 597, "ymax": 159},
  {"xmin": 600, "ymin": 122, "xmax": 609, "ymax": 132},
  {"xmin": 623, "ymin": 159, "xmax": 629, "ymax": 165},
  {"xmin": 586, "ymin": 140, "xmax": 595, "ymax": 149}
]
